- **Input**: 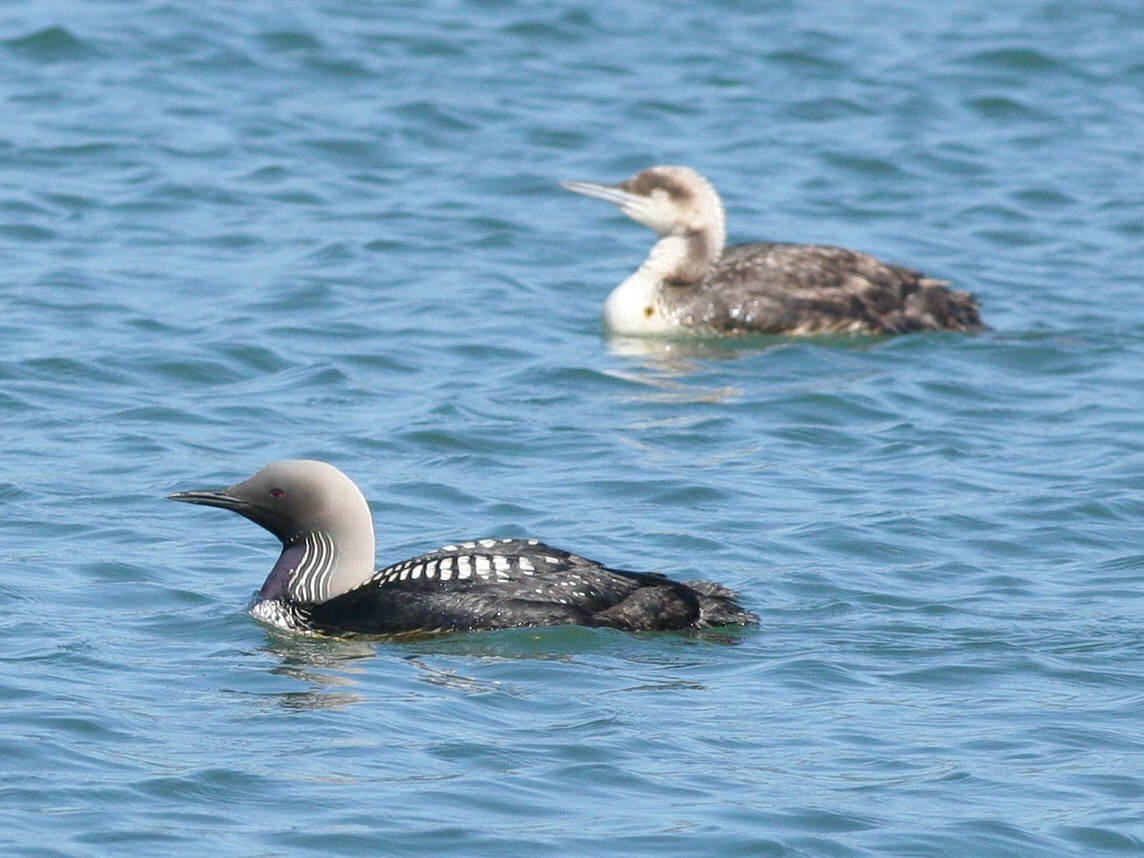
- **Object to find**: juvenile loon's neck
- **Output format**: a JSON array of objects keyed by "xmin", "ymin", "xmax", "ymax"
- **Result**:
[{"xmin": 603, "ymin": 228, "xmax": 723, "ymax": 335}]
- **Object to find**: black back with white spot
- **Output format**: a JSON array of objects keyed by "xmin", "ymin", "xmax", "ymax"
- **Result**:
[{"xmin": 304, "ymin": 538, "xmax": 755, "ymax": 636}]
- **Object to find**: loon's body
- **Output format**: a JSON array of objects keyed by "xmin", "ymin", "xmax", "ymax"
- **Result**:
[
  {"xmin": 169, "ymin": 460, "xmax": 756, "ymax": 637},
  {"xmin": 562, "ymin": 165, "xmax": 984, "ymax": 336}
]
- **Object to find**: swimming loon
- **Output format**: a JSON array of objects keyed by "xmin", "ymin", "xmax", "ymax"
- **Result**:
[
  {"xmin": 168, "ymin": 460, "xmax": 757, "ymax": 637},
  {"xmin": 562, "ymin": 165, "xmax": 984, "ymax": 336}
]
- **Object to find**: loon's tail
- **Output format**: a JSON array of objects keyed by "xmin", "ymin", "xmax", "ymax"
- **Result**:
[
  {"xmin": 903, "ymin": 279, "xmax": 986, "ymax": 332},
  {"xmin": 684, "ymin": 580, "xmax": 758, "ymax": 627}
]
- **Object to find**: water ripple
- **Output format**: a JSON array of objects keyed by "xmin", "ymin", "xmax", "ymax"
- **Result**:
[{"xmin": 1, "ymin": 0, "xmax": 1143, "ymax": 855}]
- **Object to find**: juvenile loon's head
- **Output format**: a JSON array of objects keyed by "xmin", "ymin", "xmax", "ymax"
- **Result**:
[
  {"xmin": 562, "ymin": 165, "xmax": 727, "ymax": 248},
  {"xmin": 168, "ymin": 459, "xmax": 376, "ymax": 605}
]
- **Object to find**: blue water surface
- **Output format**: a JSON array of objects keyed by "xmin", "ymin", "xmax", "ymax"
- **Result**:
[{"xmin": 2, "ymin": 0, "xmax": 1143, "ymax": 855}]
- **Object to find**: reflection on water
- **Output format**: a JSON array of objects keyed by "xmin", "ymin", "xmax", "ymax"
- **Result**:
[
  {"xmin": 261, "ymin": 629, "xmax": 379, "ymax": 667},
  {"xmin": 255, "ymin": 632, "xmax": 376, "ymax": 710},
  {"xmin": 601, "ymin": 336, "xmax": 745, "ymax": 403},
  {"xmin": 604, "ymin": 331, "xmax": 777, "ymax": 373},
  {"xmin": 602, "ymin": 330, "xmax": 892, "ymax": 405},
  {"xmin": 269, "ymin": 686, "xmax": 366, "ymax": 711},
  {"xmin": 403, "ymin": 656, "xmax": 507, "ymax": 695},
  {"xmin": 251, "ymin": 622, "xmax": 755, "ymax": 708},
  {"xmin": 605, "ymin": 330, "xmax": 885, "ymax": 364}
]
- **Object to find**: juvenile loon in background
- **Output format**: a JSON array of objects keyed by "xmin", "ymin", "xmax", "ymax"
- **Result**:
[
  {"xmin": 562, "ymin": 165, "xmax": 984, "ymax": 336},
  {"xmin": 169, "ymin": 460, "xmax": 757, "ymax": 637}
]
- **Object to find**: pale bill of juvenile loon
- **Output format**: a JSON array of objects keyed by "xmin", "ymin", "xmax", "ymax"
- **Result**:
[
  {"xmin": 561, "ymin": 165, "xmax": 984, "ymax": 336},
  {"xmin": 168, "ymin": 460, "xmax": 757, "ymax": 637}
]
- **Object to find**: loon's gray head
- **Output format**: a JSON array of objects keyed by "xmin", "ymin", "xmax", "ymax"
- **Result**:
[
  {"xmin": 168, "ymin": 459, "xmax": 376, "ymax": 605},
  {"xmin": 562, "ymin": 165, "xmax": 727, "ymax": 248}
]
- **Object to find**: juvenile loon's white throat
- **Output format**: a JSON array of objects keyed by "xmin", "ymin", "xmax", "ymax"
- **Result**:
[
  {"xmin": 562, "ymin": 164, "xmax": 985, "ymax": 336},
  {"xmin": 169, "ymin": 460, "xmax": 757, "ymax": 637}
]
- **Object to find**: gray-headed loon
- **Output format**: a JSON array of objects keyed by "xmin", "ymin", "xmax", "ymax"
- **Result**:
[
  {"xmin": 169, "ymin": 460, "xmax": 757, "ymax": 637},
  {"xmin": 562, "ymin": 165, "xmax": 984, "ymax": 336}
]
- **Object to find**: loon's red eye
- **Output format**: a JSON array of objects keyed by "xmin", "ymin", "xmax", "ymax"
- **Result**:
[{"xmin": 270, "ymin": 488, "xmax": 285, "ymax": 499}]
